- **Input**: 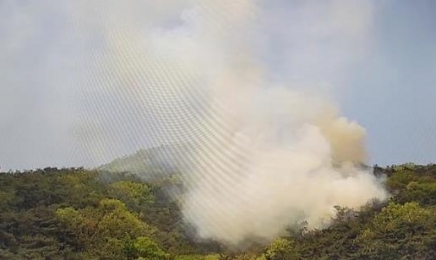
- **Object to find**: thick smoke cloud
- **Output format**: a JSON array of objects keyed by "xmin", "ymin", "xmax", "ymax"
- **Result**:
[
  {"xmin": 69, "ymin": 0, "xmax": 387, "ymax": 244},
  {"xmin": 1, "ymin": 0, "xmax": 388, "ymax": 245}
]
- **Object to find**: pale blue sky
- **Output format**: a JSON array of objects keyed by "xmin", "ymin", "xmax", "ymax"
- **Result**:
[
  {"xmin": 0, "ymin": 0, "xmax": 435, "ymax": 170},
  {"xmin": 258, "ymin": 0, "xmax": 436, "ymax": 165},
  {"xmin": 341, "ymin": 0, "xmax": 436, "ymax": 165}
]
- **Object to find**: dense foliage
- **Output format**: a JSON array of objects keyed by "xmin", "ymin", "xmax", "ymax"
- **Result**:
[{"xmin": 1, "ymin": 163, "xmax": 436, "ymax": 259}]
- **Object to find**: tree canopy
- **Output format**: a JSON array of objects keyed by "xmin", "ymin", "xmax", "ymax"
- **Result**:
[{"xmin": 1, "ymin": 164, "xmax": 436, "ymax": 259}]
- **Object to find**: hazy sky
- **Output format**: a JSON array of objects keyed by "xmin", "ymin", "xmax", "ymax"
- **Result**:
[{"xmin": 1, "ymin": 0, "xmax": 435, "ymax": 170}]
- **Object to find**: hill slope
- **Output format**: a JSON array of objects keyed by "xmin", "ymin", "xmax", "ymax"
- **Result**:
[
  {"xmin": 98, "ymin": 144, "xmax": 195, "ymax": 181},
  {"xmin": 1, "ymin": 163, "xmax": 436, "ymax": 259}
]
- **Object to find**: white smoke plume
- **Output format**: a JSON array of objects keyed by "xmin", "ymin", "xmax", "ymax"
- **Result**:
[{"xmin": 69, "ymin": 0, "xmax": 388, "ymax": 245}]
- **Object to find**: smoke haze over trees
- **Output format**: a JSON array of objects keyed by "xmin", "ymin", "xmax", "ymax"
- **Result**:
[
  {"xmin": 1, "ymin": 164, "xmax": 436, "ymax": 259},
  {"xmin": 1, "ymin": 1, "xmax": 436, "ymax": 259}
]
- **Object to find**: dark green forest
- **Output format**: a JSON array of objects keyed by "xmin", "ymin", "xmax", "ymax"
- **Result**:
[{"xmin": 1, "ymin": 163, "xmax": 436, "ymax": 259}]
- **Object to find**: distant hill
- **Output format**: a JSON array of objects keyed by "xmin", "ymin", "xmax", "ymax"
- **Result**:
[
  {"xmin": 98, "ymin": 143, "xmax": 195, "ymax": 181},
  {"xmin": 98, "ymin": 143, "xmax": 375, "ymax": 182}
]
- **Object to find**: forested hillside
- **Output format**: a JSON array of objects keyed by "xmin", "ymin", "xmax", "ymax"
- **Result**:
[{"xmin": 1, "ymin": 164, "xmax": 436, "ymax": 259}]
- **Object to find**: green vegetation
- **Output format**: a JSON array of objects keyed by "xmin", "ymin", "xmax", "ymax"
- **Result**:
[{"xmin": 1, "ymin": 164, "xmax": 436, "ymax": 259}]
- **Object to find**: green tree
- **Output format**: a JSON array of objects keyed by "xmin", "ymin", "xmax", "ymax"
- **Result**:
[
  {"xmin": 264, "ymin": 237, "xmax": 300, "ymax": 260},
  {"xmin": 56, "ymin": 198, "xmax": 157, "ymax": 259},
  {"xmin": 109, "ymin": 181, "xmax": 154, "ymax": 210},
  {"xmin": 355, "ymin": 202, "xmax": 436, "ymax": 259},
  {"xmin": 133, "ymin": 236, "xmax": 169, "ymax": 259}
]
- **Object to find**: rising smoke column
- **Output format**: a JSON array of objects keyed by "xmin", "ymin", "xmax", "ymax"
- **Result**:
[{"xmin": 70, "ymin": 0, "xmax": 388, "ymax": 245}]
